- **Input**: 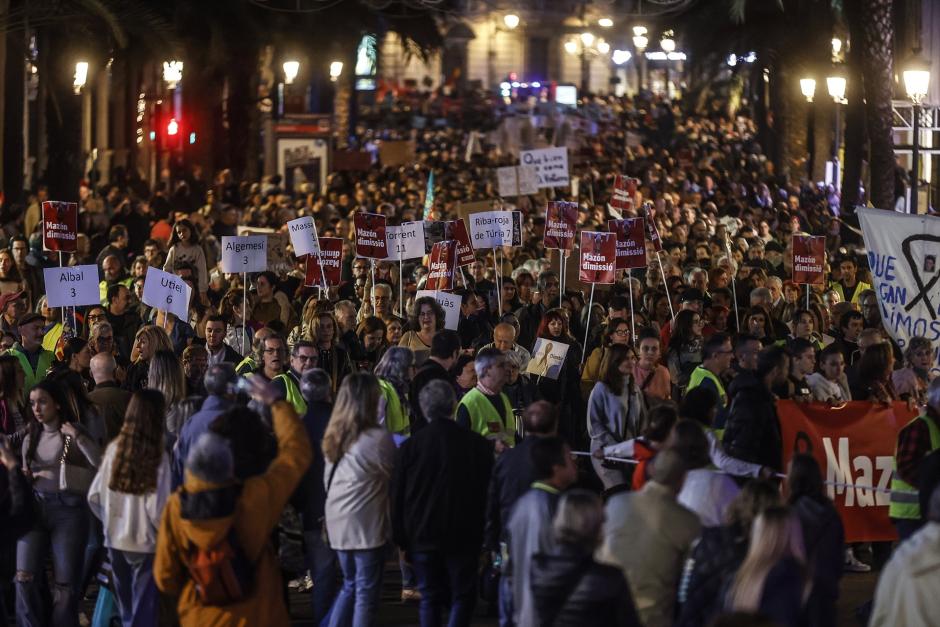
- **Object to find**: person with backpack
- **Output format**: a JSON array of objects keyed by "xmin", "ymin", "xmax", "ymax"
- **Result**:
[{"xmin": 153, "ymin": 375, "xmax": 312, "ymax": 626}]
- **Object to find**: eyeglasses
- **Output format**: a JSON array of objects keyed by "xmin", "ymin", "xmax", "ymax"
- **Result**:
[
  {"xmin": 613, "ymin": 329, "xmax": 631, "ymax": 336},
  {"xmin": 294, "ymin": 354, "xmax": 318, "ymax": 362}
]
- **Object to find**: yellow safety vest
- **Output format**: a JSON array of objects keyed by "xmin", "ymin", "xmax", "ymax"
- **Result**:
[
  {"xmin": 6, "ymin": 346, "xmax": 55, "ymax": 403},
  {"xmin": 273, "ymin": 371, "xmax": 307, "ymax": 416},
  {"xmin": 687, "ymin": 365, "xmax": 727, "ymax": 407},
  {"xmin": 457, "ymin": 387, "xmax": 516, "ymax": 446},
  {"xmin": 377, "ymin": 379, "xmax": 410, "ymax": 436},
  {"xmin": 889, "ymin": 415, "xmax": 940, "ymax": 520}
]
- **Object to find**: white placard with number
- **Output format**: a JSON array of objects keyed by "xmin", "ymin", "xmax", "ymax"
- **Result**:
[
  {"xmin": 287, "ymin": 216, "xmax": 319, "ymax": 257},
  {"xmin": 468, "ymin": 211, "xmax": 515, "ymax": 249},
  {"xmin": 142, "ymin": 267, "xmax": 192, "ymax": 321},
  {"xmin": 416, "ymin": 289, "xmax": 459, "ymax": 330},
  {"xmin": 220, "ymin": 236, "xmax": 268, "ymax": 273},
  {"xmin": 385, "ymin": 222, "xmax": 426, "ymax": 260},
  {"xmin": 44, "ymin": 265, "xmax": 100, "ymax": 308}
]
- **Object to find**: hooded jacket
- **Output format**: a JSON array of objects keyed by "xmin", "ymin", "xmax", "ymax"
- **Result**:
[
  {"xmin": 154, "ymin": 401, "xmax": 312, "ymax": 627},
  {"xmin": 721, "ymin": 371, "xmax": 783, "ymax": 471}
]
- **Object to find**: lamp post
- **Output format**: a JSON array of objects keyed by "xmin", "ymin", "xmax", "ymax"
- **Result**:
[
  {"xmin": 800, "ymin": 77, "xmax": 816, "ymax": 177},
  {"xmin": 826, "ymin": 67, "xmax": 846, "ymax": 188},
  {"xmin": 487, "ymin": 13, "xmax": 519, "ymax": 89},
  {"xmin": 660, "ymin": 30, "xmax": 676, "ymax": 98},
  {"xmin": 632, "ymin": 26, "xmax": 648, "ymax": 91},
  {"xmin": 903, "ymin": 49, "xmax": 931, "ymax": 214},
  {"xmin": 74, "ymin": 61, "xmax": 92, "ymax": 184}
]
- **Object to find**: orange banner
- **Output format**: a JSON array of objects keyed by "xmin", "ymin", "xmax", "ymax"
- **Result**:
[{"xmin": 778, "ymin": 400, "xmax": 916, "ymax": 543}]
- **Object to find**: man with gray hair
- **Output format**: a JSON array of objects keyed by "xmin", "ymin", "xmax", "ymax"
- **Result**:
[
  {"xmin": 456, "ymin": 347, "xmax": 516, "ymax": 449},
  {"xmin": 171, "ymin": 363, "xmax": 238, "ymax": 489},
  {"xmin": 749, "ymin": 286, "xmax": 789, "ymax": 337},
  {"xmin": 871, "ymin": 484, "xmax": 940, "ymax": 626},
  {"xmin": 87, "ymin": 352, "xmax": 131, "ymax": 442},
  {"xmin": 392, "ymin": 380, "xmax": 494, "ymax": 626}
]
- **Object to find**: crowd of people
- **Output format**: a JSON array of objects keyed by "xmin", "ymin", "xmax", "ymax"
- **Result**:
[{"xmin": 0, "ymin": 88, "xmax": 939, "ymax": 627}]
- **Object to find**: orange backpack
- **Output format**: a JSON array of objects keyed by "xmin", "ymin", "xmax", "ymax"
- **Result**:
[{"xmin": 184, "ymin": 528, "xmax": 255, "ymax": 606}]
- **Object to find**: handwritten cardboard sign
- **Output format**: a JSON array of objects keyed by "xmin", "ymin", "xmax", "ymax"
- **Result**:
[{"xmin": 521, "ymin": 147, "xmax": 569, "ymax": 189}]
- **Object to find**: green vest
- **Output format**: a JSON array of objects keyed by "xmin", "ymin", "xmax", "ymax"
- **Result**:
[
  {"xmin": 235, "ymin": 356, "xmax": 257, "ymax": 376},
  {"xmin": 378, "ymin": 379, "xmax": 410, "ymax": 436},
  {"xmin": 889, "ymin": 415, "xmax": 940, "ymax": 520},
  {"xmin": 457, "ymin": 388, "xmax": 516, "ymax": 445},
  {"xmin": 828, "ymin": 280, "xmax": 872, "ymax": 305},
  {"xmin": 688, "ymin": 365, "xmax": 727, "ymax": 406},
  {"xmin": 6, "ymin": 346, "xmax": 55, "ymax": 402},
  {"xmin": 273, "ymin": 371, "xmax": 307, "ymax": 416},
  {"xmin": 99, "ymin": 277, "xmax": 134, "ymax": 305}
]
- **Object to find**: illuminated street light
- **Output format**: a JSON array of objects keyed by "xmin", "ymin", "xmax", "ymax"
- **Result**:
[
  {"xmin": 73, "ymin": 61, "xmax": 89, "ymax": 94},
  {"xmin": 831, "ymin": 37, "xmax": 842, "ymax": 56},
  {"xmin": 503, "ymin": 13, "xmax": 520, "ymax": 29},
  {"xmin": 580, "ymin": 32, "xmax": 595, "ymax": 47},
  {"xmin": 564, "ymin": 39, "xmax": 579, "ymax": 55},
  {"xmin": 612, "ymin": 49, "xmax": 632, "ymax": 65},
  {"xmin": 598, "ymin": 17, "xmax": 613, "ymax": 28},
  {"xmin": 597, "ymin": 39, "xmax": 610, "ymax": 55},
  {"xmin": 162, "ymin": 60, "xmax": 183, "ymax": 89},
  {"xmin": 283, "ymin": 60, "xmax": 300, "ymax": 85},
  {"xmin": 632, "ymin": 25, "xmax": 647, "ymax": 37},
  {"xmin": 903, "ymin": 49, "xmax": 931, "ymax": 214},
  {"xmin": 661, "ymin": 31, "xmax": 676, "ymax": 53},
  {"xmin": 329, "ymin": 61, "xmax": 344, "ymax": 81},
  {"xmin": 799, "ymin": 77, "xmax": 816, "ymax": 102},
  {"xmin": 826, "ymin": 74, "xmax": 846, "ymax": 102}
]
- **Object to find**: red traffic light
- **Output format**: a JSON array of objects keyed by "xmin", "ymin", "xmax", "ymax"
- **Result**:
[{"xmin": 166, "ymin": 118, "xmax": 179, "ymax": 136}]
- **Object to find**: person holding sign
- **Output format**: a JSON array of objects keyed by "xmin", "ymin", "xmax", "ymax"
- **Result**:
[
  {"xmin": 399, "ymin": 296, "xmax": 445, "ymax": 367},
  {"xmin": 532, "ymin": 309, "xmax": 584, "ymax": 447},
  {"xmin": 5, "ymin": 313, "xmax": 55, "ymax": 402}
]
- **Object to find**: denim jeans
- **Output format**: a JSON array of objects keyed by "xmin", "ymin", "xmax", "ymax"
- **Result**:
[
  {"xmin": 411, "ymin": 551, "xmax": 478, "ymax": 627},
  {"xmin": 399, "ymin": 549, "xmax": 417, "ymax": 589},
  {"xmin": 325, "ymin": 546, "xmax": 386, "ymax": 627},
  {"xmin": 303, "ymin": 530, "xmax": 337, "ymax": 627},
  {"xmin": 108, "ymin": 549, "xmax": 158, "ymax": 627},
  {"xmin": 498, "ymin": 575, "xmax": 514, "ymax": 627},
  {"xmin": 15, "ymin": 490, "xmax": 89, "ymax": 627}
]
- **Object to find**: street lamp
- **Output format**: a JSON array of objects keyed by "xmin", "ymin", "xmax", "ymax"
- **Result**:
[
  {"xmin": 564, "ymin": 39, "xmax": 578, "ymax": 55},
  {"xmin": 633, "ymin": 28, "xmax": 648, "ymax": 91},
  {"xmin": 503, "ymin": 13, "xmax": 519, "ymax": 30},
  {"xmin": 903, "ymin": 49, "xmax": 931, "ymax": 213},
  {"xmin": 283, "ymin": 60, "xmax": 300, "ymax": 85},
  {"xmin": 826, "ymin": 74, "xmax": 846, "ymax": 102},
  {"xmin": 800, "ymin": 77, "xmax": 816, "ymax": 102},
  {"xmin": 73, "ymin": 61, "xmax": 89, "ymax": 94},
  {"xmin": 660, "ymin": 31, "xmax": 676, "ymax": 53},
  {"xmin": 598, "ymin": 17, "xmax": 613, "ymax": 28},
  {"xmin": 826, "ymin": 67, "xmax": 847, "ymax": 188},
  {"xmin": 329, "ymin": 61, "xmax": 344, "ymax": 82},
  {"xmin": 162, "ymin": 60, "xmax": 183, "ymax": 89},
  {"xmin": 596, "ymin": 39, "xmax": 610, "ymax": 55},
  {"xmin": 612, "ymin": 50, "xmax": 631, "ymax": 66},
  {"xmin": 580, "ymin": 32, "xmax": 595, "ymax": 48}
]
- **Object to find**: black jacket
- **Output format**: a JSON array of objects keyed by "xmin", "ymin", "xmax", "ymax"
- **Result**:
[
  {"xmin": 676, "ymin": 524, "xmax": 748, "ymax": 627},
  {"xmin": 292, "ymin": 400, "xmax": 332, "ymax": 531},
  {"xmin": 392, "ymin": 419, "xmax": 493, "ymax": 554},
  {"xmin": 531, "ymin": 547, "xmax": 641, "ymax": 627},
  {"xmin": 722, "ymin": 371, "xmax": 783, "ymax": 471},
  {"xmin": 791, "ymin": 494, "xmax": 843, "ymax": 627},
  {"xmin": 516, "ymin": 301, "xmax": 549, "ymax": 352},
  {"xmin": 484, "ymin": 435, "xmax": 540, "ymax": 550},
  {"xmin": 409, "ymin": 359, "xmax": 452, "ymax": 432}
]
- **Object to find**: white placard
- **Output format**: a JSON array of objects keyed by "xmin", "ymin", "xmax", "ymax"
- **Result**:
[
  {"xmin": 142, "ymin": 267, "xmax": 192, "ymax": 321},
  {"xmin": 525, "ymin": 338, "xmax": 571, "ymax": 380},
  {"xmin": 287, "ymin": 216, "xmax": 319, "ymax": 257},
  {"xmin": 385, "ymin": 221, "xmax": 426, "ymax": 261},
  {"xmin": 220, "ymin": 236, "xmax": 268, "ymax": 273},
  {"xmin": 416, "ymin": 289, "xmax": 460, "ymax": 331},
  {"xmin": 497, "ymin": 165, "xmax": 539, "ymax": 197},
  {"xmin": 43, "ymin": 265, "xmax": 100, "ymax": 308},
  {"xmin": 468, "ymin": 211, "xmax": 515, "ymax": 249},
  {"xmin": 520, "ymin": 147, "xmax": 569, "ymax": 188}
]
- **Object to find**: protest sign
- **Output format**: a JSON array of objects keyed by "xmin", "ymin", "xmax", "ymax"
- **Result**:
[
  {"xmin": 792, "ymin": 235, "xmax": 826, "ymax": 285},
  {"xmin": 286, "ymin": 216, "xmax": 319, "ymax": 257},
  {"xmin": 468, "ymin": 211, "xmax": 515, "ymax": 249},
  {"xmin": 579, "ymin": 231, "xmax": 617, "ymax": 284},
  {"xmin": 496, "ymin": 165, "xmax": 539, "ymax": 197},
  {"xmin": 778, "ymin": 400, "xmax": 916, "ymax": 543},
  {"xmin": 43, "ymin": 265, "xmax": 100, "ymax": 308},
  {"xmin": 354, "ymin": 212, "xmax": 388, "ymax": 259},
  {"xmin": 456, "ymin": 199, "xmax": 494, "ymax": 226},
  {"xmin": 378, "ymin": 140, "xmax": 415, "ymax": 167},
  {"xmin": 445, "ymin": 219, "xmax": 475, "ymax": 267},
  {"xmin": 610, "ymin": 175, "xmax": 638, "ymax": 214},
  {"xmin": 511, "ymin": 211, "xmax": 523, "ymax": 247},
  {"xmin": 641, "ymin": 204, "xmax": 663, "ymax": 252},
  {"xmin": 142, "ymin": 267, "xmax": 192, "ymax": 321},
  {"xmin": 543, "ymin": 202, "xmax": 578, "ymax": 251},
  {"xmin": 416, "ymin": 289, "xmax": 459, "ymax": 330},
  {"xmin": 385, "ymin": 222, "xmax": 426, "ymax": 260},
  {"xmin": 304, "ymin": 237, "xmax": 343, "ymax": 287},
  {"xmin": 526, "ymin": 338, "xmax": 570, "ymax": 380},
  {"xmin": 423, "ymin": 221, "xmax": 445, "ymax": 254},
  {"xmin": 858, "ymin": 208, "xmax": 940, "ymax": 357},
  {"xmin": 608, "ymin": 218, "xmax": 647, "ymax": 270},
  {"xmin": 42, "ymin": 201, "xmax": 78, "ymax": 253},
  {"xmin": 520, "ymin": 147, "xmax": 570, "ymax": 188},
  {"xmin": 425, "ymin": 240, "xmax": 458, "ymax": 291},
  {"xmin": 220, "ymin": 236, "xmax": 268, "ymax": 273}
]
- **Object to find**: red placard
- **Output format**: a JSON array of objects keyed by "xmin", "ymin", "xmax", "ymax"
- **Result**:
[
  {"xmin": 304, "ymin": 237, "xmax": 343, "ymax": 287},
  {"xmin": 543, "ymin": 201, "xmax": 578, "ymax": 251},
  {"xmin": 579, "ymin": 231, "xmax": 617, "ymax": 284},
  {"xmin": 42, "ymin": 201, "xmax": 78, "ymax": 252},
  {"xmin": 640, "ymin": 204, "xmax": 663, "ymax": 252},
  {"xmin": 778, "ymin": 400, "xmax": 915, "ymax": 543},
  {"xmin": 425, "ymin": 240, "xmax": 458, "ymax": 291},
  {"xmin": 444, "ymin": 219, "xmax": 476, "ymax": 267},
  {"xmin": 792, "ymin": 235, "xmax": 826, "ymax": 285},
  {"xmin": 610, "ymin": 175, "xmax": 638, "ymax": 214},
  {"xmin": 354, "ymin": 212, "xmax": 388, "ymax": 259},
  {"xmin": 608, "ymin": 218, "xmax": 647, "ymax": 270}
]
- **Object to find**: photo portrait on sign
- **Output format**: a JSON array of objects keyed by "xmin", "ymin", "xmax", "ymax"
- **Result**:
[
  {"xmin": 42, "ymin": 201, "xmax": 78, "ymax": 252},
  {"xmin": 543, "ymin": 202, "xmax": 578, "ymax": 250},
  {"xmin": 924, "ymin": 255, "xmax": 936, "ymax": 274},
  {"xmin": 579, "ymin": 231, "xmax": 617, "ymax": 284},
  {"xmin": 791, "ymin": 235, "xmax": 826, "ymax": 285},
  {"xmin": 525, "ymin": 338, "xmax": 570, "ymax": 380},
  {"xmin": 425, "ymin": 240, "xmax": 458, "ymax": 291},
  {"xmin": 354, "ymin": 212, "xmax": 388, "ymax": 259},
  {"xmin": 608, "ymin": 218, "xmax": 647, "ymax": 270},
  {"xmin": 304, "ymin": 237, "xmax": 343, "ymax": 287}
]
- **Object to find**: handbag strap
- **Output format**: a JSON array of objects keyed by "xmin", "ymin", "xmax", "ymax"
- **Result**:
[
  {"xmin": 326, "ymin": 453, "xmax": 343, "ymax": 493},
  {"xmin": 546, "ymin": 558, "xmax": 592, "ymax": 626}
]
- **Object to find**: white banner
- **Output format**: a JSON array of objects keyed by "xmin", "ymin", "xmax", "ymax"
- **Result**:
[
  {"xmin": 385, "ymin": 221, "xmax": 426, "ymax": 261},
  {"xmin": 44, "ymin": 265, "xmax": 100, "ymax": 308},
  {"xmin": 287, "ymin": 216, "xmax": 319, "ymax": 257},
  {"xmin": 520, "ymin": 147, "xmax": 569, "ymax": 188},
  {"xmin": 468, "ymin": 211, "xmax": 515, "ymax": 249},
  {"xmin": 416, "ymin": 289, "xmax": 459, "ymax": 330},
  {"xmin": 142, "ymin": 267, "xmax": 192, "ymax": 321},
  {"xmin": 220, "ymin": 236, "xmax": 268, "ymax": 273},
  {"xmin": 496, "ymin": 165, "xmax": 538, "ymax": 197},
  {"xmin": 858, "ymin": 208, "xmax": 940, "ymax": 366}
]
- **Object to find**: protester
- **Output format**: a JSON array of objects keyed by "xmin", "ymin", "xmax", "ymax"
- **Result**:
[
  {"xmin": 87, "ymin": 352, "xmax": 131, "ymax": 442},
  {"xmin": 456, "ymin": 347, "xmax": 516, "ymax": 449},
  {"xmin": 124, "ymin": 325, "xmax": 173, "ymax": 391},
  {"xmin": 374, "ymin": 346, "xmax": 414, "ymax": 438},
  {"xmin": 409, "ymin": 330, "xmax": 460, "ymax": 430}
]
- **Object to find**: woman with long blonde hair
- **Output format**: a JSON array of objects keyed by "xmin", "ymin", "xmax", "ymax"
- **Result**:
[
  {"xmin": 726, "ymin": 506, "xmax": 810, "ymax": 626},
  {"xmin": 88, "ymin": 389, "xmax": 170, "ymax": 627},
  {"xmin": 288, "ymin": 294, "xmax": 321, "ymax": 348},
  {"xmin": 146, "ymin": 349, "xmax": 188, "ymax": 446},
  {"xmin": 125, "ymin": 326, "xmax": 173, "ymax": 391},
  {"xmin": 322, "ymin": 373, "xmax": 396, "ymax": 627}
]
